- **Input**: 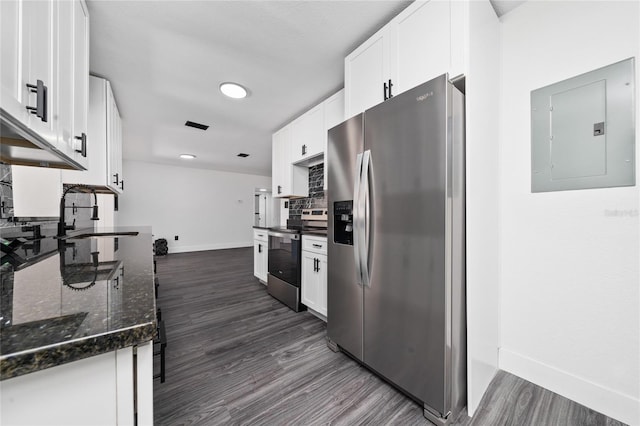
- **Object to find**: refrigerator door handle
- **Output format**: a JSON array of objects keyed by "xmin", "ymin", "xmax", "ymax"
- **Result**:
[
  {"xmin": 361, "ymin": 150, "xmax": 372, "ymax": 287},
  {"xmin": 353, "ymin": 152, "xmax": 364, "ymax": 286}
]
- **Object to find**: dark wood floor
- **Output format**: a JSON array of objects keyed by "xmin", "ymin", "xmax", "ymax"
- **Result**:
[{"xmin": 153, "ymin": 248, "xmax": 625, "ymax": 426}]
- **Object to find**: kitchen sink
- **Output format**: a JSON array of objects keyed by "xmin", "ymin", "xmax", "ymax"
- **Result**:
[{"xmin": 64, "ymin": 231, "xmax": 139, "ymax": 240}]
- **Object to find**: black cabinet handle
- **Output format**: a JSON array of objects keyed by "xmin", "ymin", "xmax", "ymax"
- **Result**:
[
  {"xmin": 388, "ymin": 79, "xmax": 393, "ymax": 98},
  {"xmin": 26, "ymin": 80, "xmax": 47, "ymax": 122},
  {"xmin": 312, "ymin": 243, "xmax": 322, "ymax": 248},
  {"xmin": 75, "ymin": 133, "xmax": 87, "ymax": 157},
  {"xmin": 277, "ymin": 185, "xmax": 282, "ymax": 194},
  {"xmin": 316, "ymin": 258, "xmax": 320, "ymax": 272},
  {"xmin": 383, "ymin": 82, "xmax": 388, "ymax": 100},
  {"xmin": 258, "ymin": 243, "xmax": 262, "ymax": 253},
  {"xmin": 120, "ymin": 179, "xmax": 124, "ymax": 190},
  {"xmin": 302, "ymin": 144, "xmax": 307, "ymax": 155},
  {"xmin": 113, "ymin": 173, "xmax": 119, "ymax": 185}
]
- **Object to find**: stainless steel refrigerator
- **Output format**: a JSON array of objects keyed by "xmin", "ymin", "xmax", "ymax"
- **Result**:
[{"xmin": 327, "ymin": 74, "xmax": 466, "ymax": 425}]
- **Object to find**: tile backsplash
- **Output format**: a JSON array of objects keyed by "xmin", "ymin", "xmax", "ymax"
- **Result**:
[
  {"xmin": 289, "ymin": 163, "xmax": 326, "ymax": 220},
  {"xmin": 0, "ymin": 164, "xmax": 14, "ymax": 226}
]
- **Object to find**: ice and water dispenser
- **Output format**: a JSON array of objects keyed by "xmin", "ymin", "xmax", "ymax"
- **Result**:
[{"xmin": 333, "ymin": 201, "xmax": 353, "ymax": 245}]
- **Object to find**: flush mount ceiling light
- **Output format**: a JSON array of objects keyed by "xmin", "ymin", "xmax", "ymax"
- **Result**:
[
  {"xmin": 180, "ymin": 154, "xmax": 196, "ymax": 159},
  {"xmin": 220, "ymin": 82, "xmax": 248, "ymax": 99}
]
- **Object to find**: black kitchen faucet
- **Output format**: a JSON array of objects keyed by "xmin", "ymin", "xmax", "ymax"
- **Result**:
[{"xmin": 57, "ymin": 185, "xmax": 100, "ymax": 237}]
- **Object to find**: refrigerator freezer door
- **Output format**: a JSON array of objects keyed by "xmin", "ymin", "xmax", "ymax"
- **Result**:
[
  {"xmin": 362, "ymin": 75, "xmax": 449, "ymax": 414},
  {"xmin": 327, "ymin": 114, "xmax": 365, "ymax": 360}
]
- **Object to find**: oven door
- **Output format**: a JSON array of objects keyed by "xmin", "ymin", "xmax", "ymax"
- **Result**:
[{"xmin": 268, "ymin": 231, "xmax": 301, "ymax": 287}]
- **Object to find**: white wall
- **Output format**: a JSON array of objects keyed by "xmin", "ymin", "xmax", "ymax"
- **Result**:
[
  {"xmin": 499, "ymin": 2, "xmax": 639, "ymax": 425},
  {"xmin": 118, "ymin": 160, "xmax": 271, "ymax": 253},
  {"xmin": 464, "ymin": 0, "xmax": 501, "ymax": 416}
]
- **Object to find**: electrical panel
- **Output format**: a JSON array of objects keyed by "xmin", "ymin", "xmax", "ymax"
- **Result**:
[{"xmin": 531, "ymin": 58, "xmax": 635, "ymax": 192}]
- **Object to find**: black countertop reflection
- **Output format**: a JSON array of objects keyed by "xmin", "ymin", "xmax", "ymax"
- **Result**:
[{"xmin": 0, "ymin": 227, "xmax": 156, "ymax": 380}]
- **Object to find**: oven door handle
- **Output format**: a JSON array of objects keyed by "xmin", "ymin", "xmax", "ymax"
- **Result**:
[{"xmin": 268, "ymin": 231, "xmax": 300, "ymax": 240}]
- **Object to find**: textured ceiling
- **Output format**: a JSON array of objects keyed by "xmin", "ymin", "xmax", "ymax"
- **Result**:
[{"xmin": 88, "ymin": 0, "xmax": 412, "ymax": 176}]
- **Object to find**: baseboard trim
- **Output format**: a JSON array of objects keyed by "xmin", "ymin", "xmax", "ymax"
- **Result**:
[
  {"xmin": 169, "ymin": 242, "xmax": 252, "ymax": 254},
  {"xmin": 499, "ymin": 348, "xmax": 639, "ymax": 425}
]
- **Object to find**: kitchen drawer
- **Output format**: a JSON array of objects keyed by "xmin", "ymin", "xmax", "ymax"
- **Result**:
[
  {"xmin": 253, "ymin": 229, "xmax": 268, "ymax": 242},
  {"xmin": 302, "ymin": 235, "xmax": 327, "ymax": 255}
]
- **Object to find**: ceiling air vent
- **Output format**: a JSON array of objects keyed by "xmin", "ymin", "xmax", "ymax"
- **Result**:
[
  {"xmin": 185, "ymin": 121, "xmax": 209, "ymax": 131},
  {"xmin": 237, "ymin": 153, "xmax": 249, "ymax": 158}
]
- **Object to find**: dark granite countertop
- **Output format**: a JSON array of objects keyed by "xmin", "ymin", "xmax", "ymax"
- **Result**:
[
  {"xmin": 0, "ymin": 226, "xmax": 156, "ymax": 380},
  {"xmin": 268, "ymin": 226, "xmax": 300, "ymax": 234},
  {"xmin": 252, "ymin": 226, "xmax": 270, "ymax": 230},
  {"xmin": 302, "ymin": 231, "xmax": 328, "ymax": 237}
]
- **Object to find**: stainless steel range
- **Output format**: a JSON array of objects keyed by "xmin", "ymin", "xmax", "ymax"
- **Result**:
[{"xmin": 267, "ymin": 208, "xmax": 327, "ymax": 312}]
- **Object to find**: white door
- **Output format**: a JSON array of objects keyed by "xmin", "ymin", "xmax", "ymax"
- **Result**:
[
  {"xmin": 107, "ymin": 84, "xmax": 122, "ymax": 194},
  {"xmin": 23, "ymin": 0, "xmax": 57, "ymax": 146},
  {"xmin": 259, "ymin": 244, "xmax": 268, "ymax": 282},
  {"xmin": 291, "ymin": 104, "xmax": 324, "ymax": 163},
  {"xmin": 253, "ymin": 240, "xmax": 267, "ymax": 282},
  {"xmin": 272, "ymin": 126, "xmax": 291, "ymax": 197},
  {"xmin": 1, "ymin": 0, "xmax": 27, "ymax": 124},
  {"xmin": 72, "ymin": 0, "xmax": 89, "ymax": 165},
  {"xmin": 316, "ymin": 254, "xmax": 328, "ymax": 317},
  {"xmin": 56, "ymin": 0, "xmax": 74, "ymax": 163},
  {"xmin": 344, "ymin": 28, "xmax": 391, "ymax": 118},
  {"xmin": 392, "ymin": 0, "xmax": 452, "ymax": 95},
  {"xmin": 322, "ymin": 89, "xmax": 345, "ymax": 191},
  {"xmin": 253, "ymin": 241, "xmax": 261, "ymax": 280},
  {"xmin": 301, "ymin": 251, "xmax": 317, "ymax": 311}
]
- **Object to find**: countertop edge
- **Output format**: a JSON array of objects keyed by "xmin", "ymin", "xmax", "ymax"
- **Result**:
[{"xmin": 0, "ymin": 322, "xmax": 156, "ymax": 381}]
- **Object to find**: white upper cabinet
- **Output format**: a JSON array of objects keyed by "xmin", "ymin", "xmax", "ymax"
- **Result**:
[
  {"xmin": 72, "ymin": 0, "xmax": 89, "ymax": 161},
  {"xmin": 0, "ymin": 0, "xmax": 89, "ymax": 170},
  {"xmin": 57, "ymin": 0, "xmax": 75, "ymax": 162},
  {"xmin": 62, "ymin": 76, "xmax": 123, "ymax": 194},
  {"xmin": 345, "ymin": 0, "xmax": 463, "ymax": 118},
  {"xmin": 322, "ymin": 89, "xmax": 345, "ymax": 191},
  {"xmin": 291, "ymin": 104, "xmax": 324, "ymax": 164},
  {"xmin": 271, "ymin": 89, "xmax": 344, "ymax": 197},
  {"xmin": 23, "ymin": 0, "xmax": 57, "ymax": 145},
  {"xmin": 272, "ymin": 126, "xmax": 289, "ymax": 196},
  {"xmin": 272, "ymin": 126, "xmax": 308, "ymax": 198},
  {"xmin": 324, "ymin": 89, "xmax": 346, "ymax": 130},
  {"xmin": 344, "ymin": 27, "xmax": 391, "ymax": 119},
  {"xmin": 56, "ymin": 0, "xmax": 89, "ymax": 167},
  {"xmin": 392, "ymin": 0, "xmax": 452, "ymax": 94},
  {"xmin": 1, "ymin": 0, "xmax": 27, "ymax": 125},
  {"xmin": 107, "ymin": 84, "xmax": 123, "ymax": 193}
]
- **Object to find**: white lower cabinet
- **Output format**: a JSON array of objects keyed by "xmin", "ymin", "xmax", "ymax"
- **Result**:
[
  {"xmin": 301, "ymin": 235, "xmax": 327, "ymax": 320},
  {"xmin": 253, "ymin": 229, "xmax": 268, "ymax": 284},
  {"xmin": 0, "ymin": 342, "xmax": 153, "ymax": 425}
]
